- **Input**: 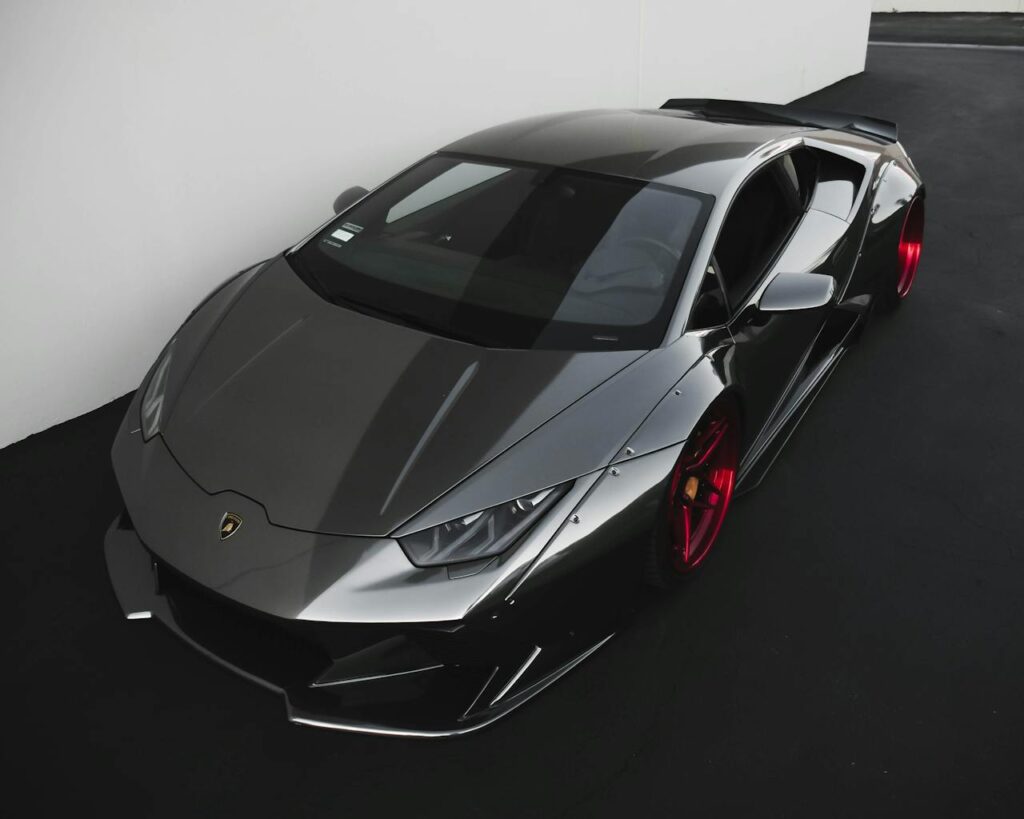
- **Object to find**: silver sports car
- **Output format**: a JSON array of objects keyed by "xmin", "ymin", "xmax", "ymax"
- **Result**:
[{"xmin": 105, "ymin": 99, "xmax": 925, "ymax": 736}]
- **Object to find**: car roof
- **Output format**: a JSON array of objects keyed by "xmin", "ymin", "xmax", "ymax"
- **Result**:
[{"xmin": 442, "ymin": 108, "xmax": 809, "ymax": 197}]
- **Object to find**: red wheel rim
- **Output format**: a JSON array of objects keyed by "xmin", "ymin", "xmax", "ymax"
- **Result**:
[
  {"xmin": 667, "ymin": 407, "xmax": 739, "ymax": 573},
  {"xmin": 897, "ymin": 197, "xmax": 924, "ymax": 299}
]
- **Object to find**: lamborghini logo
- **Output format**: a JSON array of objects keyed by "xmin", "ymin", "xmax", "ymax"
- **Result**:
[{"xmin": 219, "ymin": 512, "xmax": 242, "ymax": 540}]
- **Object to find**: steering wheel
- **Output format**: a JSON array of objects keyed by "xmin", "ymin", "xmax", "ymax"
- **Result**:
[{"xmin": 620, "ymin": 236, "xmax": 682, "ymax": 269}]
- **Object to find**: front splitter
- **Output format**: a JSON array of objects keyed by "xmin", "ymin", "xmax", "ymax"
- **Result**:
[{"xmin": 104, "ymin": 518, "xmax": 612, "ymax": 737}]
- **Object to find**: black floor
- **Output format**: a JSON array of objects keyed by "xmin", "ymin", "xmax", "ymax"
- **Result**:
[{"xmin": 4, "ymin": 44, "xmax": 1024, "ymax": 818}]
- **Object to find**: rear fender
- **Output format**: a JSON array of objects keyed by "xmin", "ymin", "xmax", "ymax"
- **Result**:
[{"xmin": 852, "ymin": 153, "xmax": 924, "ymax": 298}]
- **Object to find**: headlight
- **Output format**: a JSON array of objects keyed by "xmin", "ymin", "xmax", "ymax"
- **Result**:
[
  {"xmin": 398, "ymin": 483, "xmax": 572, "ymax": 567},
  {"xmin": 140, "ymin": 339, "xmax": 176, "ymax": 440}
]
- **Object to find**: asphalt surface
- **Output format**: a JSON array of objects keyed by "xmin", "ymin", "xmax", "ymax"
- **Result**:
[
  {"xmin": 3, "ymin": 43, "xmax": 1023, "ymax": 818},
  {"xmin": 871, "ymin": 12, "xmax": 1024, "ymax": 46}
]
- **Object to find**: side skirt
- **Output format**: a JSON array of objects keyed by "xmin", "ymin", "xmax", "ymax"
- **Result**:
[{"xmin": 735, "ymin": 300, "xmax": 868, "ymax": 493}]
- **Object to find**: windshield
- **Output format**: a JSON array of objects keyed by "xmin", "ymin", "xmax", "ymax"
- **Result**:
[{"xmin": 288, "ymin": 154, "xmax": 713, "ymax": 350}]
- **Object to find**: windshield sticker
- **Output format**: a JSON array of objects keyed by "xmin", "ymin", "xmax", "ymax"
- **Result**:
[
  {"xmin": 329, "ymin": 228, "xmax": 356, "ymax": 243},
  {"xmin": 341, "ymin": 222, "xmax": 364, "ymax": 234}
]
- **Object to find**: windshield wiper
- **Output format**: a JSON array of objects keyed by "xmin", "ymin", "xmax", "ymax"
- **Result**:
[
  {"xmin": 285, "ymin": 253, "xmax": 491, "ymax": 346},
  {"xmin": 331, "ymin": 295, "xmax": 490, "ymax": 347}
]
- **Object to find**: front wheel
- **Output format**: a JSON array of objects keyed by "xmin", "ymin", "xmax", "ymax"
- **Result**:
[{"xmin": 645, "ymin": 401, "xmax": 740, "ymax": 587}]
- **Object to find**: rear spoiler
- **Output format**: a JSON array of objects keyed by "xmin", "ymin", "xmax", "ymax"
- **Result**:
[{"xmin": 660, "ymin": 98, "xmax": 898, "ymax": 144}]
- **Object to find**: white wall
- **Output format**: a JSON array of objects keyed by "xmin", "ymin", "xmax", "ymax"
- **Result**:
[
  {"xmin": 0, "ymin": 0, "xmax": 871, "ymax": 448},
  {"xmin": 872, "ymin": 2, "xmax": 1024, "ymax": 10}
]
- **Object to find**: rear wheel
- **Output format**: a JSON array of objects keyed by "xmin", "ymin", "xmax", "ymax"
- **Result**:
[
  {"xmin": 878, "ymin": 196, "xmax": 924, "ymax": 312},
  {"xmin": 645, "ymin": 401, "xmax": 740, "ymax": 587}
]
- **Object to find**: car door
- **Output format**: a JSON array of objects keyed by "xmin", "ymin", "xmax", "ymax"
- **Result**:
[{"xmin": 694, "ymin": 150, "xmax": 836, "ymax": 443}]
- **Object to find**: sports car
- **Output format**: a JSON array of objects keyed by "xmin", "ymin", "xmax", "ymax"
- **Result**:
[{"xmin": 105, "ymin": 99, "xmax": 925, "ymax": 736}]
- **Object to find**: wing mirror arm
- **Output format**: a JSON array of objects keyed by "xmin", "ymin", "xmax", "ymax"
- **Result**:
[
  {"xmin": 758, "ymin": 272, "xmax": 837, "ymax": 313},
  {"xmin": 333, "ymin": 185, "xmax": 369, "ymax": 215}
]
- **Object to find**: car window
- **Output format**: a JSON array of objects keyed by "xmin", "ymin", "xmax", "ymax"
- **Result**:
[
  {"xmin": 807, "ymin": 150, "xmax": 864, "ymax": 220},
  {"xmin": 289, "ymin": 155, "xmax": 713, "ymax": 350},
  {"xmin": 689, "ymin": 262, "xmax": 729, "ymax": 329},
  {"xmin": 386, "ymin": 162, "xmax": 509, "ymax": 223},
  {"xmin": 712, "ymin": 155, "xmax": 806, "ymax": 311},
  {"xmin": 782, "ymin": 149, "xmax": 818, "ymax": 209}
]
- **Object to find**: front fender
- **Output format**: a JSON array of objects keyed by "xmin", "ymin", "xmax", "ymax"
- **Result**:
[
  {"xmin": 484, "ymin": 350, "xmax": 734, "ymax": 628},
  {"xmin": 615, "ymin": 349, "xmax": 732, "ymax": 462}
]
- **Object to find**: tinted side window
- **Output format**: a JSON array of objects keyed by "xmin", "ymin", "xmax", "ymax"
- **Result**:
[
  {"xmin": 713, "ymin": 158, "xmax": 804, "ymax": 309},
  {"xmin": 779, "ymin": 150, "xmax": 818, "ymax": 210},
  {"xmin": 689, "ymin": 262, "xmax": 729, "ymax": 329}
]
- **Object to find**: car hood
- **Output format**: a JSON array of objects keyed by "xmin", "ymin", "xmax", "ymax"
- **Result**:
[{"xmin": 162, "ymin": 257, "xmax": 644, "ymax": 536}]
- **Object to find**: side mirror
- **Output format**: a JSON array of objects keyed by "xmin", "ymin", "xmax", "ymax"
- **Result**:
[
  {"xmin": 333, "ymin": 185, "xmax": 369, "ymax": 215},
  {"xmin": 758, "ymin": 272, "xmax": 836, "ymax": 313}
]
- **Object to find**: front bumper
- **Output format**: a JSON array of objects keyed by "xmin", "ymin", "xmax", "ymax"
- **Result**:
[{"xmin": 105, "ymin": 517, "xmax": 612, "ymax": 736}]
